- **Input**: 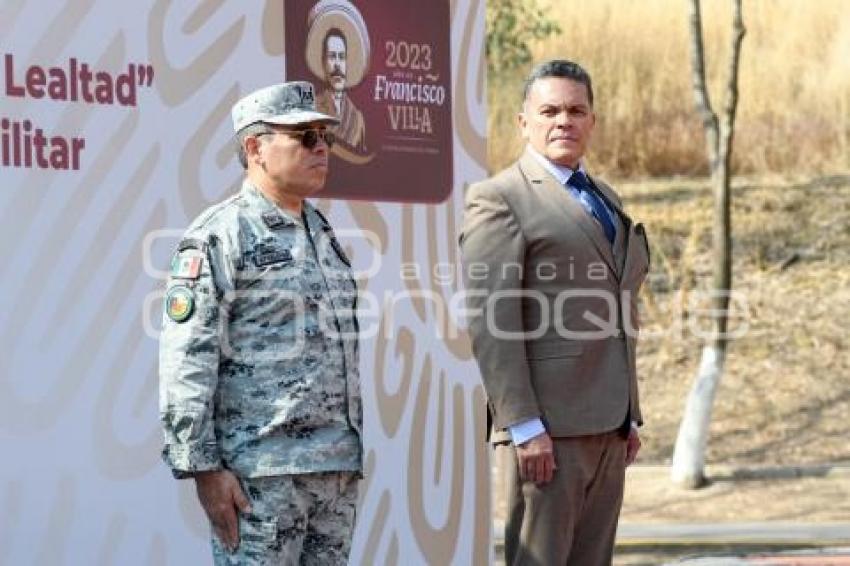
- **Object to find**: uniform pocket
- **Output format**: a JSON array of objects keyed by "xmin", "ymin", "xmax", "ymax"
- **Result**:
[
  {"xmin": 238, "ymin": 514, "xmax": 281, "ymax": 554},
  {"xmin": 236, "ymin": 260, "xmax": 299, "ymax": 290}
]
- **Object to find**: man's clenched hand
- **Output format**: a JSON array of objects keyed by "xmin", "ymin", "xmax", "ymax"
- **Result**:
[
  {"xmin": 194, "ymin": 470, "xmax": 252, "ymax": 552},
  {"xmin": 516, "ymin": 432, "xmax": 557, "ymax": 485}
]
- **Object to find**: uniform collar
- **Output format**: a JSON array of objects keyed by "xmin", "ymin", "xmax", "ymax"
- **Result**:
[{"xmin": 240, "ymin": 180, "xmax": 305, "ymax": 229}]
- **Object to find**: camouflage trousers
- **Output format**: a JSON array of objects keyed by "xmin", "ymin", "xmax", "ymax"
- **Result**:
[{"xmin": 211, "ymin": 471, "xmax": 358, "ymax": 565}]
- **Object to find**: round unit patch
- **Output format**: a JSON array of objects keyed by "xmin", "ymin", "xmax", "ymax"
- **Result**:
[{"xmin": 165, "ymin": 285, "xmax": 195, "ymax": 323}]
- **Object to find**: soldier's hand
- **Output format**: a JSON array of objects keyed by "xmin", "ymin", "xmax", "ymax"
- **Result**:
[
  {"xmin": 516, "ymin": 432, "xmax": 557, "ymax": 485},
  {"xmin": 194, "ymin": 470, "xmax": 252, "ymax": 552}
]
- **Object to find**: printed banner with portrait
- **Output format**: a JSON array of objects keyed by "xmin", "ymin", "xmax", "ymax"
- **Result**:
[{"xmin": 285, "ymin": 0, "xmax": 454, "ymax": 202}]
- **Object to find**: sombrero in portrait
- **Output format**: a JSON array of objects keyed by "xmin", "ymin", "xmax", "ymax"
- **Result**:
[{"xmin": 305, "ymin": 0, "xmax": 371, "ymax": 88}]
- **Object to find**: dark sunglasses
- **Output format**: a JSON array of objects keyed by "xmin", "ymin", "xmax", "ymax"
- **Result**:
[{"xmin": 260, "ymin": 128, "xmax": 335, "ymax": 149}]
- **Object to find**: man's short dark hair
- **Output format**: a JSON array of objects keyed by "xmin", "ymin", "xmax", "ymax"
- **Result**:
[
  {"xmin": 522, "ymin": 60, "xmax": 594, "ymax": 107},
  {"xmin": 323, "ymin": 28, "xmax": 348, "ymax": 60},
  {"xmin": 234, "ymin": 123, "xmax": 274, "ymax": 169}
]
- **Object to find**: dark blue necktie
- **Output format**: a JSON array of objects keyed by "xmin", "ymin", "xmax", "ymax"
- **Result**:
[{"xmin": 568, "ymin": 171, "xmax": 616, "ymax": 244}]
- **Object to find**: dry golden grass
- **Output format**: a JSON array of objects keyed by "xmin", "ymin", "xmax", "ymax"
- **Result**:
[{"xmin": 488, "ymin": 0, "xmax": 850, "ymax": 178}]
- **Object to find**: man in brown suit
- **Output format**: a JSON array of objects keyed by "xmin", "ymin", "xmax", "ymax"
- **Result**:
[{"xmin": 460, "ymin": 60, "xmax": 650, "ymax": 565}]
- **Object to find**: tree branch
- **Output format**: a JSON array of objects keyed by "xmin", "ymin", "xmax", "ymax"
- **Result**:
[
  {"xmin": 719, "ymin": 0, "xmax": 746, "ymax": 165},
  {"xmin": 688, "ymin": 0, "xmax": 720, "ymax": 167}
]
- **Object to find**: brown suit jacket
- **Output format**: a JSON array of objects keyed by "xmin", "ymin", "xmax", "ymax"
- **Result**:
[{"xmin": 460, "ymin": 149, "xmax": 649, "ymax": 443}]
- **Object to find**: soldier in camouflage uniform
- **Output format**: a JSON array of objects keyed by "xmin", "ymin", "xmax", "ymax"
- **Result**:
[{"xmin": 159, "ymin": 81, "xmax": 362, "ymax": 565}]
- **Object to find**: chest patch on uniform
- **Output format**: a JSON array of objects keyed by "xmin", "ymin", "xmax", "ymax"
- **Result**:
[
  {"xmin": 165, "ymin": 285, "xmax": 195, "ymax": 323},
  {"xmin": 254, "ymin": 247, "xmax": 293, "ymax": 267},
  {"xmin": 171, "ymin": 254, "xmax": 203, "ymax": 279},
  {"xmin": 262, "ymin": 211, "xmax": 293, "ymax": 230}
]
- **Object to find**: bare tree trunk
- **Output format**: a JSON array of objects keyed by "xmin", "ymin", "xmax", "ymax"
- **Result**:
[{"xmin": 671, "ymin": 0, "xmax": 745, "ymax": 489}]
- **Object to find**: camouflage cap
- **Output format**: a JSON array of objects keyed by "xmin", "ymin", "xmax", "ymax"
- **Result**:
[{"xmin": 231, "ymin": 82, "xmax": 339, "ymax": 133}]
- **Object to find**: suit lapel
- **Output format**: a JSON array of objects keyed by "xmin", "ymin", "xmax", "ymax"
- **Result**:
[{"xmin": 517, "ymin": 151, "xmax": 618, "ymax": 276}]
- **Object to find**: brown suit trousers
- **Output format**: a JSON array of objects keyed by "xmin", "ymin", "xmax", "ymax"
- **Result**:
[{"xmin": 500, "ymin": 432, "xmax": 626, "ymax": 566}]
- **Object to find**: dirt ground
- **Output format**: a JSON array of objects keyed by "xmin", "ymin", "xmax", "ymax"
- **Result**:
[
  {"xmin": 617, "ymin": 176, "xmax": 850, "ymax": 563},
  {"xmin": 620, "ymin": 175, "xmax": 850, "ymax": 466},
  {"xmin": 621, "ymin": 465, "xmax": 850, "ymax": 523},
  {"xmin": 615, "ymin": 465, "xmax": 850, "ymax": 564}
]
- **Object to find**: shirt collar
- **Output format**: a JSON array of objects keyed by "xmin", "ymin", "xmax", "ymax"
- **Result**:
[{"xmin": 526, "ymin": 145, "xmax": 586, "ymax": 186}]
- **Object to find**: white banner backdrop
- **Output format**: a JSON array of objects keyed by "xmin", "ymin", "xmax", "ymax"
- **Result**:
[{"xmin": 0, "ymin": 1, "xmax": 488, "ymax": 564}]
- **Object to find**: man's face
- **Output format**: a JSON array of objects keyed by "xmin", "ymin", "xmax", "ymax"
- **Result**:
[
  {"xmin": 324, "ymin": 34, "xmax": 347, "ymax": 93},
  {"xmin": 252, "ymin": 122, "xmax": 331, "ymax": 196},
  {"xmin": 519, "ymin": 77, "xmax": 596, "ymax": 169}
]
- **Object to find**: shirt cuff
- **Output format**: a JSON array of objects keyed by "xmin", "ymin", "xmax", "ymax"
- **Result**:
[
  {"xmin": 162, "ymin": 442, "xmax": 222, "ymax": 479},
  {"xmin": 508, "ymin": 418, "xmax": 546, "ymax": 446}
]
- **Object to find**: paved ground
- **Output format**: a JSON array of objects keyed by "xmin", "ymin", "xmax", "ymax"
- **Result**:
[
  {"xmin": 670, "ymin": 548, "xmax": 850, "ymax": 565},
  {"xmin": 618, "ymin": 522, "xmax": 850, "ymax": 545},
  {"xmin": 616, "ymin": 547, "xmax": 850, "ymax": 566}
]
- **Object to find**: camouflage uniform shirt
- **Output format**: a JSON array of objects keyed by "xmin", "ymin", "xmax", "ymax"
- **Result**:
[{"xmin": 159, "ymin": 181, "xmax": 362, "ymax": 479}]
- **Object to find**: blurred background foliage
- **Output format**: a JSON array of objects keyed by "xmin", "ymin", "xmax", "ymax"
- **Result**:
[{"xmin": 485, "ymin": 0, "xmax": 850, "ymax": 179}]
